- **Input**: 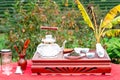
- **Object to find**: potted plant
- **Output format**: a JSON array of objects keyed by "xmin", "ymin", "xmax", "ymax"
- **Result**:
[{"xmin": 75, "ymin": 0, "xmax": 120, "ymax": 57}]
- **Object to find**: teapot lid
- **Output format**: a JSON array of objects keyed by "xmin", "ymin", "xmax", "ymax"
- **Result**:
[{"xmin": 41, "ymin": 35, "xmax": 56, "ymax": 43}]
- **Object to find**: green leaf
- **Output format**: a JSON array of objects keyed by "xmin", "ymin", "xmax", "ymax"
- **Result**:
[{"xmin": 114, "ymin": 49, "xmax": 120, "ymax": 57}]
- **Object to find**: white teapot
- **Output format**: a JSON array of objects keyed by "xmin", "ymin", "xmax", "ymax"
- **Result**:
[{"xmin": 36, "ymin": 35, "xmax": 62, "ymax": 58}]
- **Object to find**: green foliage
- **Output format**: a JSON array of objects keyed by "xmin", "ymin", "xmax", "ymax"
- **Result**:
[
  {"xmin": 104, "ymin": 37, "xmax": 120, "ymax": 64},
  {"xmin": 0, "ymin": 0, "xmax": 95, "ymax": 61},
  {"xmin": 0, "ymin": 34, "xmax": 6, "ymax": 50}
]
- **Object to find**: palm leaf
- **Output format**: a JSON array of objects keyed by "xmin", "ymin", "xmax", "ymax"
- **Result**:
[
  {"xmin": 101, "ymin": 4, "xmax": 120, "ymax": 28},
  {"xmin": 75, "ymin": 0, "xmax": 94, "ymax": 30}
]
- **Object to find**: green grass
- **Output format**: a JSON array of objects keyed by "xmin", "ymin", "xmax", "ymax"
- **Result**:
[{"xmin": 0, "ymin": 33, "xmax": 6, "ymax": 50}]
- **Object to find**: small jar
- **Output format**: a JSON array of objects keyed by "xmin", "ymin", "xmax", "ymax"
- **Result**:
[{"xmin": 1, "ymin": 49, "xmax": 12, "ymax": 75}]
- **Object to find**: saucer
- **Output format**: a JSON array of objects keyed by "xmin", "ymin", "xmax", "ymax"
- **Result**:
[{"xmin": 64, "ymin": 53, "xmax": 85, "ymax": 59}]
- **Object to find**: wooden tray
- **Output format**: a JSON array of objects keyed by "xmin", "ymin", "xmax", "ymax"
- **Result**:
[{"xmin": 31, "ymin": 50, "xmax": 111, "ymax": 75}]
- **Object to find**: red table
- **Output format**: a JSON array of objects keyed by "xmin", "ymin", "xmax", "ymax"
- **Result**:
[{"xmin": 0, "ymin": 60, "xmax": 120, "ymax": 80}]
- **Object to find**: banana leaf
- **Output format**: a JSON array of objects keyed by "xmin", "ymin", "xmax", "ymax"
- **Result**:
[
  {"xmin": 101, "ymin": 4, "xmax": 120, "ymax": 28},
  {"xmin": 103, "ymin": 16, "xmax": 120, "ymax": 29},
  {"xmin": 103, "ymin": 29, "xmax": 120, "ymax": 37},
  {"xmin": 111, "ymin": 16, "xmax": 120, "ymax": 25},
  {"xmin": 102, "ymin": 16, "xmax": 120, "ymax": 37},
  {"xmin": 75, "ymin": 0, "xmax": 94, "ymax": 30}
]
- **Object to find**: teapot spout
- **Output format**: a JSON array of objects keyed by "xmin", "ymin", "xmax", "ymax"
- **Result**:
[{"xmin": 61, "ymin": 40, "xmax": 67, "ymax": 50}]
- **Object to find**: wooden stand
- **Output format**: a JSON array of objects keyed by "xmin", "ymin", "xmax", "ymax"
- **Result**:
[{"xmin": 31, "ymin": 50, "xmax": 111, "ymax": 75}]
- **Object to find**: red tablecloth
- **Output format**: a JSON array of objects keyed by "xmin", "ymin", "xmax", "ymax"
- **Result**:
[{"xmin": 0, "ymin": 60, "xmax": 120, "ymax": 80}]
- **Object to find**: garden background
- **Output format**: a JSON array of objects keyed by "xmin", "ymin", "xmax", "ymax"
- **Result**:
[{"xmin": 0, "ymin": 0, "xmax": 120, "ymax": 63}]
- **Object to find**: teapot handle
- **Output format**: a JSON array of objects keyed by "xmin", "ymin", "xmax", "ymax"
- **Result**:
[{"xmin": 41, "ymin": 26, "xmax": 58, "ymax": 30}]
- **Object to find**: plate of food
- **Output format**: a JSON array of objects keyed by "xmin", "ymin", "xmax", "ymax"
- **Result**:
[{"xmin": 64, "ymin": 51, "xmax": 85, "ymax": 59}]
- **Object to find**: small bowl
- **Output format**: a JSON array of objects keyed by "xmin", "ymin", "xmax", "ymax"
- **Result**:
[
  {"xmin": 86, "ymin": 52, "xmax": 95, "ymax": 58},
  {"xmin": 74, "ymin": 48, "xmax": 82, "ymax": 53},
  {"xmin": 81, "ymin": 48, "xmax": 89, "ymax": 53}
]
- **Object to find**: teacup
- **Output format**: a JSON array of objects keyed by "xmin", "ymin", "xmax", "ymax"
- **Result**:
[
  {"xmin": 81, "ymin": 48, "xmax": 89, "ymax": 53},
  {"xmin": 74, "ymin": 48, "xmax": 82, "ymax": 53},
  {"xmin": 86, "ymin": 52, "xmax": 95, "ymax": 58}
]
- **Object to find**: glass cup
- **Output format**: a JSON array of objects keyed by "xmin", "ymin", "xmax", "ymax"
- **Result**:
[
  {"xmin": 0, "ymin": 51, "xmax": 1, "ymax": 72},
  {"xmin": 1, "ymin": 49, "xmax": 12, "ymax": 76}
]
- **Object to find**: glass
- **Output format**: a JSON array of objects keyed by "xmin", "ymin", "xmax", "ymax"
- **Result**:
[
  {"xmin": 0, "ymin": 51, "xmax": 1, "ymax": 72},
  {"xmin": 37, "ymin": 35, "xmax": 62, "ymax": 58},
  {"xmin": 1, "ymin": 49, "xmax": 12, "ymax": 76}
]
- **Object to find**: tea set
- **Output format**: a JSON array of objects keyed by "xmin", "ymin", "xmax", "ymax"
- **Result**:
[{"xmin": 35, "ymin": 26, "xmax": 105, "ymax": 59}]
